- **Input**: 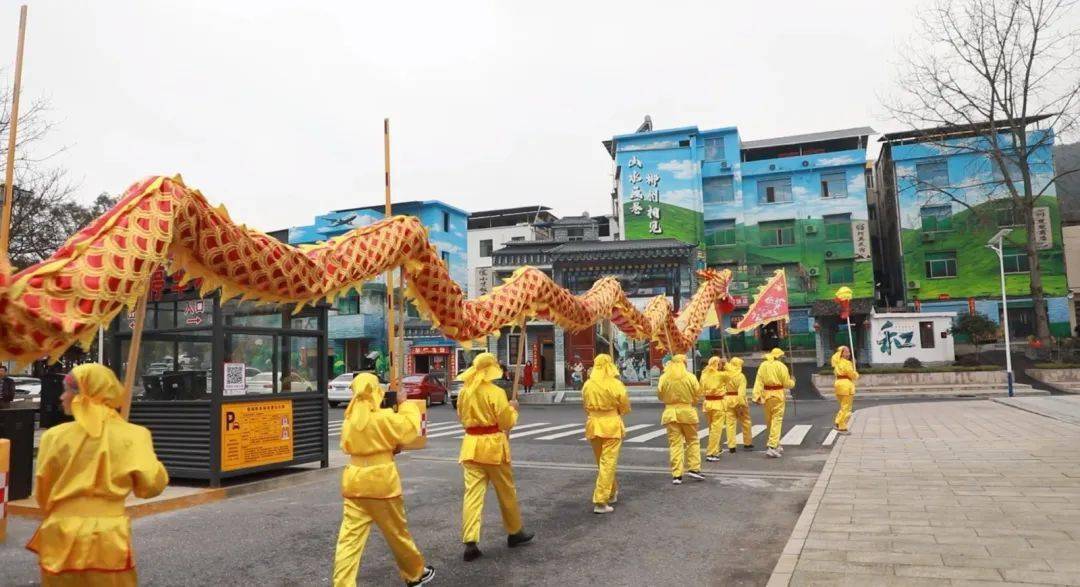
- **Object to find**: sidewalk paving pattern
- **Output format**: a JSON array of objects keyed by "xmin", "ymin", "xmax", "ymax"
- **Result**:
[{"xmin": 769, "ymin": 400, "xmax": 1080, "ymax": 586}]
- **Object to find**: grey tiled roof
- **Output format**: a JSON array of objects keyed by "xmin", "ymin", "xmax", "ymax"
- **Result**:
[
  {"xmin": 550, "ymin": 238, "xmax": 694, "ymax": 254},
  {"xmin": 742, "ymin": 127, "xmax": 876, "ymax": 150}
]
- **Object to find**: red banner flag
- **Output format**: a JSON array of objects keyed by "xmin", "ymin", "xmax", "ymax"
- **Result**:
[{"xmin": 729, "ymin": 269, "xmax": 789, "ymax": 333}]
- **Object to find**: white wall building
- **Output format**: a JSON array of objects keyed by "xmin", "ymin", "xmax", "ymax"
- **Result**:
[
  {"xmin": 467, "ymin": 206, "xmax": 557, "ymax": 297},
  {"xmin": 868, "ymin": 312, "xmax": 956, "ymax": 366}
]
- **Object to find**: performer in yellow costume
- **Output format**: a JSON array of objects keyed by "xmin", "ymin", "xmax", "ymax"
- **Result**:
[
  {"xmin": 26, "ymin": 364, "xmax": 168, "ymax": 587},
  {"xmin": 752, "ymin": 348, "xmax": 795, "ymax": 458},
  {"xmin": 699, "ymin": 356, "xmax": 729, "ymax": 462},
  {"xmin": 332, "ymin": 373, "xmax": 435, "ymax": 587},
  {"xmin": 581, "ymin": 353, "xmax": 630, "ymax": 514},
  {"xmin": 723, "ymin": 356, "xmax": 754, "ymax": 452},
  {"xmin": 657, "ymin": 354, "xmax": 705, "ymax": 484},
  {"xmin": 831, "ymin": 346, "xmax": 858, "ymax": 434},
  {"xmin": 456, "ymin": 353, "xmax": 534, "ymax": 562}
]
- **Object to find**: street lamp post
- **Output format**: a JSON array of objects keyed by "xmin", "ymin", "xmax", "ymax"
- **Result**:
[{"xmin": 987, "ymin": 229, "xmax": 1014, "ymax": 397}]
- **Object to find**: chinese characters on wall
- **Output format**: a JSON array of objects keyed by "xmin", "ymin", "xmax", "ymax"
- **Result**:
[
  {"xmin": 1032, "ymin": 206, "xmax": 1053, "ymax": 250},
  {"xmin": 852, "ymin": 220, "xmax": 871, "ymax": 260},
  {"xmin": 627, "ymin": 156, "xmax": 663, "ymax": 234}
]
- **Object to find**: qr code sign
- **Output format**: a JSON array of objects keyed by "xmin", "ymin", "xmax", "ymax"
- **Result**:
[{"xmin": 224, "ymin": 363, "xmax": 246, "ymax": 395}]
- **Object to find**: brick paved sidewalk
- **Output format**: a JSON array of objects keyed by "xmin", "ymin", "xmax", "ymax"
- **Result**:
[{"xmin": 769, "ymin": 400, "xmax": 1080, "ymax": 586}]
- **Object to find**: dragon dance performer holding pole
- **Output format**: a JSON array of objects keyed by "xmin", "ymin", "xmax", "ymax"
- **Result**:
[
  {"xmin": 831, "ymin": 346, "xmax": 858, "ymax": 435},
  {"xmin": 332, "ymin": 373, "xmax": 435, "ymax": 587},
  {"xmin": 581, "ymin": 353, "xmax": 630, "ymax": 514},
  {"xmin": 700, "ymin": 356, "xmax": 729, "ymax": 462},
  {"xmin": 752, "ymin": 348, "xmax": 795, "ymax": 458},
  {"xmin": 27, "ymin": 364, "xmax": 168, "ymax": 587},
  {"xmin": 723, "ymin": 356, "xmax": 754, "ymax": 452},
  {"xmin": 456, "ymin": 353, "xmax": 534, "ymax": 562},
  {"xmin": 657, "ymin": 354, "xmax": 705, "ymax": 484}
]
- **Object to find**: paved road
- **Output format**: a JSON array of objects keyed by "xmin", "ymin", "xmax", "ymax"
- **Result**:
[{"xmin": 3, "ymin": 397, "xmax": 976, "ymax": 586}]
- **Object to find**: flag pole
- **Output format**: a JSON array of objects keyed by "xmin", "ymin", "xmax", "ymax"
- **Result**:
[
  {"xmin": 786, "ymin": 318, "xmax": 796, "ymax": 417},
  {"xmin": 383, "ymin": 118, "xmax": 398, "ymax": 399},
  {"xmin": 718, "ymin": 307, "xmax": 728, "ymax": 360},
  {"xmin": 0, "ymin": 5, "xmax": 28, "ymax": 259}
]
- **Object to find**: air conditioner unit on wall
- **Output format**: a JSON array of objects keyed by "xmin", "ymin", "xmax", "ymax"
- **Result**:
[
  {"xmin": 720, "ymin": 161, "xmax": 730, "ymax": 169},
  {"xmin": 807, "ymin": 266, "xmax": 820, "ymax": 276},
  {"xmin": 805, "ymin": 225, "xmax": 818, "ymax": 235},
  {"xmin": 921, "ymin": 232, "xmax": 936, "ymax": 243},
  {"xmin": 908, "ymin": 280, "xmax": 921, "ymax": 290}
]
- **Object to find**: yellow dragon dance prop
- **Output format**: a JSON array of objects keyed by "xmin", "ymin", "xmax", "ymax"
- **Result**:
[{"xmin": 0, "ymin": 176, "xmax": 732, "ymax": 363}]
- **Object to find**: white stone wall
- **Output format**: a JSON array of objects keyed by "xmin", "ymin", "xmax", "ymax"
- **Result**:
[{"xmin": 868, "ymin": 313, "xmax": 956, "ymax": 365}]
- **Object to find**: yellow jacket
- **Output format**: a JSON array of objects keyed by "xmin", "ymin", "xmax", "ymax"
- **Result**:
[
  {"xmin": 582, "ymin": 354, "xmax": 630, "ymax": 439},
  {"xmin": 725, "ymin": 357, "xmax": 750, "ymax": 407},
  {"xmin": 27, "ymin": 364, "xmax": 168, "ymax": 575},
  {"xmin": 657, "ymin": 355, "xmax": 701, "ymax": 425},
  {"xmin": 752, "ymin": 349, "xmax": 795, "ymax": 403},
  {"xmin": 700, "ymin": 356, "xmax": 729, "ymax": 413},
  {"xmin": 339, "ymin": 402, "xmax": 421, "ymax": 499},
  {"xmin": 457, "ymin": 381, "xmax": 518, "ymax": 465},
  {"xmin": 831, "ymin": 350, "xmax": 858, "ymax": 396}
]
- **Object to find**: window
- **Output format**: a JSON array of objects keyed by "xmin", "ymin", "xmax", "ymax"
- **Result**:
[
  {"xmin": 827, "ymin": 261, "xmax": 854, "ymax": 284},
  {"xmin": 442, "ymin": 211, "xmax": 451, "ymax": 232},
  {"xmin": 441, "ymin": 251, "xmax": 450, "ymax": 270},
  {"xmin": 920, "ymin": 205, "xmax": 953, "ymax": 232},
  {"xmin": 925, "ymin": 251, "xmax": 957, "ymax": 278},
  {"xmin": 479, "ymin": 239, "xmax": 493, "ymax": 258},
  {"xmin": 704, "ymin": 138, "xmax": 726, "ymax": 161},
  {"xmin": 758, "ymin": 177, "xmax": 792, "ymax": 204},
  {"xmin": 915, "ymin": 161, "xmax": 949, "ymax": 191},
  {"xmin": 336, "ymin": 294, "xmax": 360, "ymax": 315},
  {"xmin": 824, "ymin": 213, "xmax": 852, "ymax": 242},
  {"xmin": 705, "ymin": 218, "xmax": 737, "ymax": 246},
  {"xmin": 820, "ymin": 171, "xmax": 847, "ymax": 198},
  {"xmin": 919, "ymin": 321, "xmax": 936, "ymax": 349},
  {"xmin": 703, "ymin": 176, "xmax": 735, "ymax": 203},
  {"xmin": 567, "ymin": 228, "xmax": 585, "ymax": 241},
  {"xmin": 993, "ymin": 157, "xmax": 1024, "ymax": 183},
  {"xmin": 1003, "ymin": 250, "xmax": 1030, "ymax": 273},
  {"xmin": 995, "ymin": 202, "xmax": 1024, "ymax": 227},
  {"xmin": 510, "ymin": 236, "xmax": 525, "ymax": 241},
  {"xmin": 760, "ymin": 220, "xmax": 796, "ymax": 247},
  {"xmin": 761, "ymin": 263, "xmax": 801, "ymax": 291}
]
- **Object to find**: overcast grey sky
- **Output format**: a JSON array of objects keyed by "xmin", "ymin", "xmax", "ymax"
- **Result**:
[{"xmin": 1, "ymin": 0, "xmax": 1061, "ymax": 231}]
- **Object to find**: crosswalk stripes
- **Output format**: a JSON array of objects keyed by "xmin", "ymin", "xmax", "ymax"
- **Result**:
[
  {"xmin": 425, "ymin": 425, "xmax": 466, "ymax": 439},
  {"xmin": 574, "ymin": 422, "xmax": 651, "ymax": 441},
  {"xmin": 735, "ymin": 425, "xmax": 767, "ymax": 445},
  {"xmin": 780, "ymin": 424, "xmax": 812, "ymax": 446},
  {"xmin": 625, "ymin": 426, "xmax": 671, "ymax": 444},
  {"xmin": 822, "ymin": 429, "xmax": 838, "ymax": 447},
  {"xmin": 426, "ymin": 421, "xmax": 461, "ymax": 432},
  {"xmin": 537, "ymin": 427, "xmax": 585, "ymax": 441},
  {"xmin": 509, "ymin": 423, "xmax": 581, "ymax": 439}
]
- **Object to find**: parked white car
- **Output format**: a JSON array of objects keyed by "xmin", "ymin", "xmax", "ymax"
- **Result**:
[
  {"xmin": 328, "ymin": 371, "xmax": 386, "ymax": 407},
  {"xmin": 12, "ymin": 376, "xmax": 41, "ymax": 403}
]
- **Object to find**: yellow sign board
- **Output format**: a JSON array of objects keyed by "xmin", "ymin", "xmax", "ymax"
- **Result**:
[{"xmin": 221, "ymin": 400, "xmax": 294, "ymax": 472}]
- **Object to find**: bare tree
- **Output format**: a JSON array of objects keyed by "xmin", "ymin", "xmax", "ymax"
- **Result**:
[
  {"xmin": 886, "ymin": 0, "xmax": 1080, "ymax": 342},
  {"xmin": 0, "ymin": 72, "xmax": 109, "ymax": 271}
]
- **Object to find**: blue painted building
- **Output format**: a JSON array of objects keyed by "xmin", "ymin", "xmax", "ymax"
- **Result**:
[
  {"xmin": 873, "ymin": 119, "xmax": 1067, "ymax": 338},
  {"xmin": 289, "ymin": 201, "xmax": 468, "ymax": 375},
  {"xmin": 606, "ymin": 122, "xmax": 875, "ymax": 350}
]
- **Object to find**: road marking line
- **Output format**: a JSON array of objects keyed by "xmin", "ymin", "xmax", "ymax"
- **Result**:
[
  {"xmin": 509, "ymin": 423, "xmax": 580, "ymax": 439},
  {"xmin": 578, "ymin": 423, "xmax": 651, "ymax": 441},
  {"xmin": 450, "ymin": 421, "xmax": 552, "ymax": 439},
  {"xmin": 823, "ymin": 429, "xmax": 838, "ymax": 447},
  {"xmin": 537, "ymin": 427, "xmax": 586, "ymax": 440},
  {"xmin": 327, "ymin": 420, "xmax": 344, "ymax": 427},
  {"xmin": 780, "ymin": 424, "xmax": 812, "ymax": 445},
  {"xmin": 426, "ymin": 421, "xmax": 460, "ymax": 431},
  {"xmin": 735, "ymin": 424, "xmax": 766, "ymax": 445},
  {"xmin": 425, "ymin": 425, "xmax": 467, "ymax": 439},
  {"xmin": 625, "ymin": 426, "xmax": 670, "ymax": 444}
]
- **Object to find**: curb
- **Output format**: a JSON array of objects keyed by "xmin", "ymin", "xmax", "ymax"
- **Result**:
[
  {"xmin": 990, "ymin": 397, "xmax": 1080, "ymax": 428},
  {"xmin": 765, "ymin": 431, "xmax": 846, "ymax": 586},
  {"xmin": 9, "ymin": 465, "xmax": 342, "ymax": 520}
]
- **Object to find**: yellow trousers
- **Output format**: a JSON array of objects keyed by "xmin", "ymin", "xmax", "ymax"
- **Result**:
[
  {"xmin": 763, "ymin": 396, "xmax": 786, "ymax": 449},
  {"xmin": 725, "ymin": 403, "xmax": 753, "ymax": 449},
  {"xmin": 705, "ymin": 410, "xmax": 727, "ymax": 456},
  {"xmin": 835, "ymin": 394, "xmax": 854, "ymax": 431},
  {"xmin": 665, "ymin": 423, "xmax": 702, "ymax": 478},
  {"xmin": 42, "ymin": 570, "xmax": 136, "ymax": 587},
  {"xmin": 461, "ymin": 461, "xmax": 524, "ymax": 543},
  {"xmin": 332, "ymin": 496, "xmax": 426, "ymax": 586},
  {"xmin": 589, "ymin": 437, "xmax": 621, "ymax": 505}
]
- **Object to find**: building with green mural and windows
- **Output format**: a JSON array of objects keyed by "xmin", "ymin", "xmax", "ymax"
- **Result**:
[{"xmin": 605, "ymin": 120, "xmax": 876, "ymax": 351}]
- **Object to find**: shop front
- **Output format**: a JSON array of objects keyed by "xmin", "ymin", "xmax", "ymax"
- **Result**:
[
  {"xmin": 407, "ymin": 343, "xmax": 455, "ymax": 378},
  {"xmin": 110, "ymin": 285, "xmax": 329, "ymax": 486}
]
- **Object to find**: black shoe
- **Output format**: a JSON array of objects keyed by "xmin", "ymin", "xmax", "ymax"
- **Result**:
[
  {"xmin": 407, "ymin": 565, "xmax": 436, "ymax": 586},
  {"xmin": 463, "ymin": 542, "xmax": 482, "ymax": 562},
  {"xmin": 686, "ymin": 470, "xmax": 706, "ymax": 481},
  {"xmin": 508, "ymin": 530, "xmax": 535, "ymax": 548},
  {"xmin": 729, "ymin": 447, "xmax": 736, "ymax": 454},
  {"xmin": 744, "ymin": 444, "xmax": 754, "ymax": 449}
]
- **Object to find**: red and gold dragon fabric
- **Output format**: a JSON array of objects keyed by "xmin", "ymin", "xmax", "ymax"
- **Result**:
[{"xmin": 0, "ymin": 176, "xmax": 732, "ymax": 363}]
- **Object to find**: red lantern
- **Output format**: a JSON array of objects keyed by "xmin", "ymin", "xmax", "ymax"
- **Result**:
[
  {"xmin": 835, "ymin": 296, "xmax": 851, "ymax": 321},
  {"xmin": 716, "ymin": 296, "xmax": 736, "ymax": 315}
]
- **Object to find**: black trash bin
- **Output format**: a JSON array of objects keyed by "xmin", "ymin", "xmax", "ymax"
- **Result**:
[
  {"xmin": 39, "ymin": 372, "xmax": 72, "ymax": 429},
  {"xmin": 0, "ymin": 404, "xmax": 36, "ymax": 500}
]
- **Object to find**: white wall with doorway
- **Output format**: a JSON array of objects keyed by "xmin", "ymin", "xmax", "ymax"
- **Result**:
[
  {"xmin": 868, "ymin": 312, "xmax": 956, "ymax": 365},
  {"xmin": 467, "ymin": 225, "xmax": 536, "ymax": 297}
]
